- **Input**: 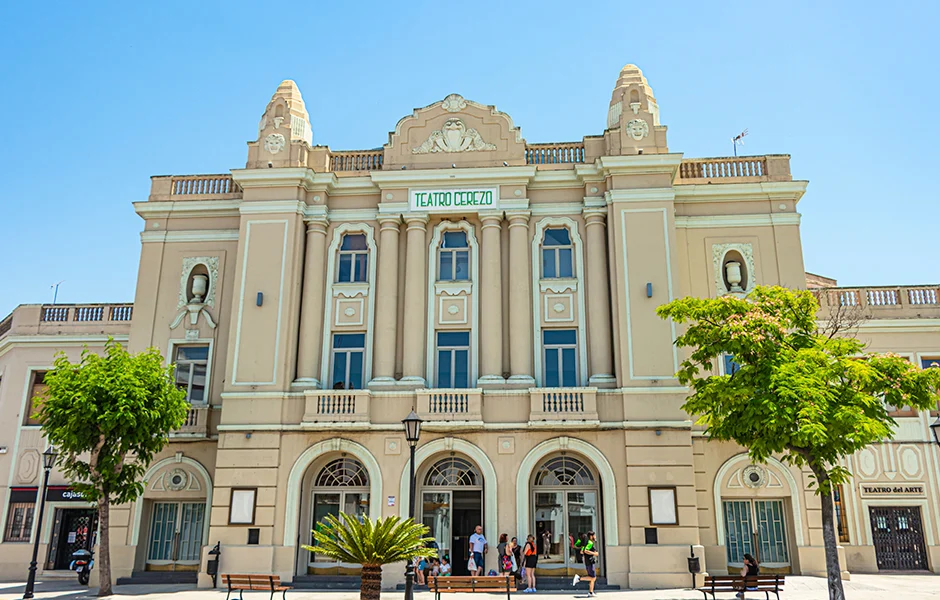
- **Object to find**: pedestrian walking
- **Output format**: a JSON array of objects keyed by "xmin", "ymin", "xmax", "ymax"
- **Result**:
[
  {"xmin": 523, "ymin": 534, "xmax": 538, "ymax": 593},
  {"xmin": 469, "ymin": 524, "xmax": 487, "ymax": 576},
  {"xmin": 573, "ymin": 531, "xmax": 598, "ymax": 597}
]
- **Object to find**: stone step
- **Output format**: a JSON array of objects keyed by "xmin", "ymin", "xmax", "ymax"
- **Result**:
[
  {"xmin": 292, "ymin": 575, "xmax": 361, "ymax": 590},
  {"xmin": 115, "ymin": 570, "xmax": 198, "ymax": 585}
]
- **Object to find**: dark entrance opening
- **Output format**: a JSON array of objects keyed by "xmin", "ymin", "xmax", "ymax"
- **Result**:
[
  {"xmin": 870, "ymin": 506, "xmax": 929, "ymax": 571},
  {"xmin": 450, "ymin": 490, "xmax": 482, "ymax": 576},
  {"xmin": 48, "ymin": 508, "xmax": 96, "ymax": 570}
]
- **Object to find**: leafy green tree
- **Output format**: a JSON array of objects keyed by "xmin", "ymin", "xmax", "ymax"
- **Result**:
[
  {"xmin": 38, "ymin": 340, "xmax": 189, "ymax": 596},
  {"xmin": 303, "ymin": 514, "xmax": 437, "ymax": 600},
  {"xmin": 657, "ymin": 286, "xmax": 940, "ymax": 600}
]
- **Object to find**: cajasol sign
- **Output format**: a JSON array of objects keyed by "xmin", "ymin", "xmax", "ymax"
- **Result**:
[{"xmin": 409, "ymin": 187, "xmax": 499, "ymax": 213}]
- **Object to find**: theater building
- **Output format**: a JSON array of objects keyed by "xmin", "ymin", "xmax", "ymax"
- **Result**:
[{"xmin": 1, "ymin": 65, "xmax": 939, "ymax": 588}]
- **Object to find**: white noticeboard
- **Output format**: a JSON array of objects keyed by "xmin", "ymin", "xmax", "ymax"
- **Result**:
[
  {"xmin": 649, "ymin": 488, "xmax": 678, "ymax": 525},
  {"xmin": 230, "ymin": 489, "xmax": 256, "ymax": 524},
  {"xmin": 388, "ymin": 496, "xmax": 395, "ymax": 507}
]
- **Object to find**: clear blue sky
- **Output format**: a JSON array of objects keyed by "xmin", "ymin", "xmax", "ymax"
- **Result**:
[{"xmin": 1, "ymin": 1, "xmax": 937, "ymax": 317}]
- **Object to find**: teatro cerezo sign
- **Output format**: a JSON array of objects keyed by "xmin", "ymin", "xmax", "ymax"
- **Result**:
[{"xmin": 409, "ymin": 188, "xmax": 499, "ymax": 213}]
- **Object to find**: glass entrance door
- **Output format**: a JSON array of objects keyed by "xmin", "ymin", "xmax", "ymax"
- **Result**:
[
  {"xmin": 308, "ymin": 492, "xmax": 369, "ymax": 574},
  {"xmin": 146, "ymin": 502, "xmax": 205, "ymax": 571},
  {"xmin": 534, "ymin": 491, "xmax": 600, "ymax": 576},
  {"xmin": 723, "ymin": 499, "xmax": 790, "ymax": 572},
  {"xmin": 422, "ymin": 492, "xmax": 452, "ymax": 566}
]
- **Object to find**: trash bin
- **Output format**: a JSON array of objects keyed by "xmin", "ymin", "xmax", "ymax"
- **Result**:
[
  {"xmin": 687, "ymin": 556, "xmax": 701, "ymax": 573},
  {"xmin": 207, "ymin": 542, "xmax": 221, "ymax": 588}
]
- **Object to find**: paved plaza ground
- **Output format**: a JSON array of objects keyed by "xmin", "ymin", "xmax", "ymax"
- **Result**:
[{"xmin": 2, "ymin": 574, "xmax": 940, "ymax": 600}]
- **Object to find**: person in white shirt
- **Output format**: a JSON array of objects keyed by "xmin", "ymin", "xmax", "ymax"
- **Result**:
[{"xmin": 468, "ymin": 525, "xmax": 487, "ymax": 575}]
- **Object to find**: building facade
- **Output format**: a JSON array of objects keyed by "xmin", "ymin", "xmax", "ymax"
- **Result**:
[{"xmin": 1, "ymin": 65, "xmax": 939, "ymax": 588}]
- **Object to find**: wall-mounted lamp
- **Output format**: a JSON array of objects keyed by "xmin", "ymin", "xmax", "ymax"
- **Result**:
[
  {"xmin": 646, "ymin": 283, "xmax": 653, "ymax": 298},
  {"xmin": 256, "ymin": 292, "xmax": 264, "ymax": 307}
]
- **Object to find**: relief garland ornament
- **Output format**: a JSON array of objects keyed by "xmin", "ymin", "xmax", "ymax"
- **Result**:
[{"xmin": 413, "ymin": 118, "xmax": 496, "ymax": 154}]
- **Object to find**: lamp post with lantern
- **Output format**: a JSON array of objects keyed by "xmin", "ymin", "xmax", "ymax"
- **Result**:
[
  {"xmin": 402, "ymin": 411, "xmax": 423, "ymax": 600},
  {"xmin": 23, "ymin": 446, "xmax": 58, "ymax": 600},
  {"xmin": 930, "ymin": 415, "xmax": 940, "ymax": 449}
]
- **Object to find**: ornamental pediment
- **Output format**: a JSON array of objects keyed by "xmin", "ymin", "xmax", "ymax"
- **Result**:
[{"xmin": 385, "ymin": 94, "xmax": 526, "ymax": 169}]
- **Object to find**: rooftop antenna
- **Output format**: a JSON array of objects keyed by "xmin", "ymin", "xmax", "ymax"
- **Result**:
[
  {"xmin": 732, "ymin": 129, "xmax": 748, "ymax": 157},
  {"xmin": 51, "ymin": 281, "xmax": 64, "ymax": 305}
]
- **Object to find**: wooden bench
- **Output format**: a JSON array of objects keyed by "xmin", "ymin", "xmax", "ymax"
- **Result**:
[
  {"xmin": 222, "ymin": 574, "xmax": 291, "ymax": 600},
  {"xmin": 430, "ymin": 575, "xmax": 516, "ymax": 600},
  {"xmin": 698, "ymin": 574, "xmax": 785, "ymax": 600}
]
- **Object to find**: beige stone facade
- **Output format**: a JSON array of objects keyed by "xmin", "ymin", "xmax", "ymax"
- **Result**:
[{"xmin": 1, "ymin": 65, "xmax": 939, "ymax": 588}]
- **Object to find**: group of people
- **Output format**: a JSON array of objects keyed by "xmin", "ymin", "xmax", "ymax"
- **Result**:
[{"xmin": 412, "ymin": 555, "xmax": 452, "ymax": 585}]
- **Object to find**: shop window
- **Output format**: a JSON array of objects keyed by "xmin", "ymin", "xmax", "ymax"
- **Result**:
[
  {"xmin": 833, "ymin": 484, "xmax": 850, "ymax": 543},
  {"xmin": 174, "ymin": 346, "xmax": 209, "ymax": 404},
  {"xmin": 331, "ymin": 334, "xmax": 364, "ymax": 390},
  {"xmin": 337, "ymin": 233, "xmax": 368, "ymax": 283},
  {"xmin": 23, "ymin": 371, "xmax": 47, "ymax": 426},
  {"xmin": 4, "ymin": 492, "xmax": 36, "ymax": 542},
  {"xmin": 438, "ymin": 231, "xmax": 470, "ymax": 282},
  {"xmin": 436, "ymin": 331, "xmax": 470, "ymax": 388},
  {"xmin": 541, "ymin": 228, "xmax": 573, "ymax": 279},
  {"xmin": 543, "ymin": 329, "xmax": 578, "ymax": 387}
]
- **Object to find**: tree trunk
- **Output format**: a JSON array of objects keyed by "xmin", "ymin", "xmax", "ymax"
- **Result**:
[
  {"xmin": 360, "ymin": 564, "xmax": 382, "ymax": 600},
  {"xmin": 812, "ymin": 466, "xmax": 845, "ymax": 600},
  {"xmin": 97, "ymin": 497, "xmax": 112, "ymax": 597}
]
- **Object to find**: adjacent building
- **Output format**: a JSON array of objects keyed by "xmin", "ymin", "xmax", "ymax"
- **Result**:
[{"xmin": 1, "ymin": 65, "xmax": 938, "ymax": 588}]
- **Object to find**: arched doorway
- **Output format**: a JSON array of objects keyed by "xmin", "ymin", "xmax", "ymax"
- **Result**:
[
  {"xmin": 304, "ymin": 457, "xmax": 370, "ymax": 576},
  {"xmin": 419, "ymin": 456, "xmax": 483, "ymax": 576},
  {"xmin": 531, "ymin": 455, "xmax": 602, "ymax": 577}
]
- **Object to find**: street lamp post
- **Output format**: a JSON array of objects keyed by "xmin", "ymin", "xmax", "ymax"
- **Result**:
[
  {"xmin": 23, "ymin": 446, "xmax": 57, "ymax": 600},
  {"xmin": 930, "ymin": 415, "xmax": 940, "ymax": 448},
  {"xmin": 402, "ymin": 411, "xmax": 423, "ymax": 600}
]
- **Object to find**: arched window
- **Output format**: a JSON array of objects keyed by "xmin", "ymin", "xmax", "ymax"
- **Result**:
[
  {"xmin": 315, "ymin": 458, "xmax": 369, "ymax": 487},
  {"xmin": 541, "ymin": 228, "xmax": 573, "ymax": 278},
  {"xmin": 337, "ymin": 233, "xmax": 368, "ymax": 283},
  {"xmin": 534, "ymin": 456, "xmax": 596, "ymax": 487},
  {"xmin": 424, "ymin": 457, "xmax": 481, "ymax": 487},
  {"xmin": 438, "ymin": 231, "xmax": 470, "ymax": 282},
  {"xmin": 309, "ymin": 457, "xmax": 370, "ymax": 571}
]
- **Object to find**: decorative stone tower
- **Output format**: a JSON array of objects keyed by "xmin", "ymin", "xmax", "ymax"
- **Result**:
[
  {"xmin": 246, "ymin": 80, "xmax": 314, "ymax": 168},
  {"xmin": 605, "ymin": 64, "xmax": 668, "ymax": 155}
]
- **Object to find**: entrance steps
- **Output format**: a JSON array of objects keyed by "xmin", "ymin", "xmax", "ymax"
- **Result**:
[
  {"xmin": 394, "ymin": 577, "xmax": 619, "ymax": 592},
  {"xmin": 116, "ymin": 571, "xmax": 198, "ymax": 585},
  {"xmin": 292, "ymin": 575, "xmax": 362, "ymax": 590}
]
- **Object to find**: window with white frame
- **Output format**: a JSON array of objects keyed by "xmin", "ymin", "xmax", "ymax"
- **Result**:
[
  {"xmin": 175, "ymin": 345, "xmax": 209, "ymax": 403},
  {"xmin": 438, "ymin": 231, "xmax": 470, "ymax": 282},
  {"xmin": 436, "ymin": 331, "xmax": 470, "ymax": 388},
  {"xmin": 722, "ymin": 354, "xmax": 741, "ymax": 375},
  {"xmin": 337, "ymin": 233, "xmax": 368, "ymax": 283},
  {"xmin": 331, "ymin": 333, "xmax": 365, "ymax": 390},
  {"xmin": 541, "ymin": 228, "xmax": 574, "ymax": 279},
  {"xmin": 543, "ymin": 329, "xmax": 578, "ymax": 387}
]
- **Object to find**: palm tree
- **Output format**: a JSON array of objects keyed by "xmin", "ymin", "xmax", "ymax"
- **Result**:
[{"xmin": 303, "ymin": 513, "xmax": 438, "ymax": 600}]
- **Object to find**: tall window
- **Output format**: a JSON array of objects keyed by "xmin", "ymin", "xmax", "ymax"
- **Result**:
[
  {"xmin": 331, "ymin": 334, "xmax": 364, "ymax": 390},
  {"xmin": 4, "ymin": 490, "xmax": 36, "ymax": 542},
  {"xmin": 175, "ymin": 346, "xmax": 209, "ymax": 403},
  {"xmin": 541, "ymin": 228, "xmax": 573, "ymax": 279},
  {"xmin": 438, "ymin": 231, "xmax": 470, "ymax": 282},
  {"xmin": 723, "ymin": 354, "xmax": 741, "ymax": 375},
  {"xmin": 436, "ymin": 331, "xmax": 470, "ymax": 388},
  {"xmin": 337, "ymin": 234, "xmax": 368, "ymax": 283},
  {"xmin": 23, "ymin": 371, "xmax": 47, "ymax": 426},
  {"xmin": 833, "ymin": 484, "xmax": 850, "ymax": 543},
  {"xmin": 543, "ymin": 329, "xmax": 577, "ymax": 387}
]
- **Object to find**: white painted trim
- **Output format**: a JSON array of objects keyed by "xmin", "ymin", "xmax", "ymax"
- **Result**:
[
  {"xmin": 713, "ymin": 453, "xmax": 805, "ymax": 547},
  {"xmin": 319, "ymin": 223, "xmax": 378, "ymax": 388},
  {"xmin": 239, "ymin": 201, "xmax": 305, "ymax": 215},
  {"xmin": 619, "ymin": 208, "xmax": 679, "ymax": 380},
  {"xmin": 231, "ymin": 220, "xmax": 290, "ymax": 385},
  {"xmin": 370, "ymin": 165, "xmax": 536, "ymax": 187},
  {"xmin": 529, "ymin": 202, "xmax": 584, "ymax": 216},
  {"xmin": 855, "ymin": 320, "xmax": 940, "ymax": 333},
  {"xmin": 131, "ymin": 455, "xmax": 213, "ymax": 547},
  {"xmin": 673, "ymin": 181, "xmax": 808, "ymax": 202},
  {"xmin": 220, "ymin": 391, "xmax": 304, "ymax": 399},
  {"xmin": 327, "ymin": 209, "xmax": 379, "ymax": 222},
  {"xmin": 675, "ymin": 213, "xmax": 801, "ymax": 228},
  {"xmin": 515, "ymin": 436, "xmax": 620, "ymax": 546},
  {"xmin": 606, "ymin": 188, "xmax": 676, "ymax": 204},
  {"xmin": 0, "ymin": 335, "xmax": 129, "ymax": 360},
  {"xmin": 166, "ymin": 338, "xmax": 215, "ymax": 406},
  {"xmin": 398, "ymin": 438, "xmax": 498, "ymax": 561},
  {"xmin": 531, "ymin": 217, "xmax": 588, "ymax": 386},
  {"xmin": 284, "ymin": 439, "xmax": 382, "ymax": 546},
  {"xmin": 425, "ymin": 221, "xmax": 479, "ymax": 386},
  {"xmin": 141, "ymin": 229, "xmax": 241, "ymax": 244},
  {"xmin": 133, "ymin": 200, "xmax": 241, "ymax": 219}
]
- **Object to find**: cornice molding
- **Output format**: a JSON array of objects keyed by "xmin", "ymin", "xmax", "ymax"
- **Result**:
[
  {"xmin": 674, "ymin": 180, "xmax": 809, "ymax": 203},
  {"xmin": 141, "ymin": 229, "xmax": 241, "ymax": 243},
  {"xmin": 239, "ymin": 200, "xmax": 305, "ymax": 215},
  {"xmin": 605, "ymin": 188, "xmax": 676, "ymax": 204},
  {"xmin": 0, "ymin": 334, "xmax": 129, "ymax": 359},
  {"xmin": 596, "ymin": 153, "xmax": 684, "ymax": 177},
  {"xmin": 675, "ymin": 213, "xmax": 802, "ymax": 229},
  {"xmin": 133, "ymin": 200, "xmax": 241, "ymax": 219}
]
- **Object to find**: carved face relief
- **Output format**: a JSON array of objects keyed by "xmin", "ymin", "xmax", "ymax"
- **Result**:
[
  {"xmin": 264, "ymin": 133, "xmax": 286, "ymax": 154},
  {"xmin": 625, "ymin": 119, "xmax": 649, "ymax": 141}
]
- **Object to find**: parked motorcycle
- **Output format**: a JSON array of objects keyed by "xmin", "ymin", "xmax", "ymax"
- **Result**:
[{"xmin": 70, "ymin": 549, "xmax": 94, "ymax": 585}]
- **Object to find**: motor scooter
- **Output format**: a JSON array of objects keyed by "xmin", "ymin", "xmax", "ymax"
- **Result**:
[{"xmin": 70, "ymin": 548, "xmax": 94, "ymax": 585}]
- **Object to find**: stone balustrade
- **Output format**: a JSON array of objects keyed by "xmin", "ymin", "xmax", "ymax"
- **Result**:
[
  {"xmin": 677, "ymin": 154, "xmax": 791, "ymax": 183},
  {"xmin": 813, "ymin": 285, "xmax": 940, "ymax": 319},
  {"xmin": 39, "ymin": 304, "xmax": 133, "ymax": 323},
  {"xmin": 528, "ymin": 387, "xmax": 599, "ymax": 424},
  {"xmin": 302, "ymin": 390, "xmax": 371, "ymax": 424},
  {"xmin": 149, "ymin": 174, "xmax": 243, "ymax": 201},
  {"xmin": 416, "ymin": 388, "xmax": 483, "ymax": 422},
  {"xmin": 525, "ymin": 142, "xmax": 586, "ymax": 164},
  {"xmin": 171, "ymin": 405, "xmax": 209, "ymax": 438},
  {"xmin": 330, "ymin": 150, "xmax": 384, "ymax": 172}
]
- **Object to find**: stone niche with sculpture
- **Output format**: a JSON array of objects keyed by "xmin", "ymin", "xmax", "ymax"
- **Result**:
[
  {"xmin": 170, "ymin": 257, "xmax": 220, "ymax": 340},
  {"xmin": 384, "ymin": 94, "xmax": 527, "ymax": 169}
]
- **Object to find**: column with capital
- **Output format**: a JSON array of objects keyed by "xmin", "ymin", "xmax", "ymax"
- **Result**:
[
  {"xmin": 478, "ymin": 211, "xmax": 505, "ymax": 385},
  {"xmin": 584, "ymin": 208, "xmax": 616, "ymax": 385},
  {"xmin": 507, "ymin": 211, "xmax": 535, "ymax": 385},
  {"xmin": 370, "ymin": 215, "xmax": 402, "ymax": 387},
  {"xmin": 400, "ymin": 215, "xmax": 429, "ymax": 386},
  {"xmin": 296, "ymin": 217, "xmax": 329, "ymax": 387}
]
